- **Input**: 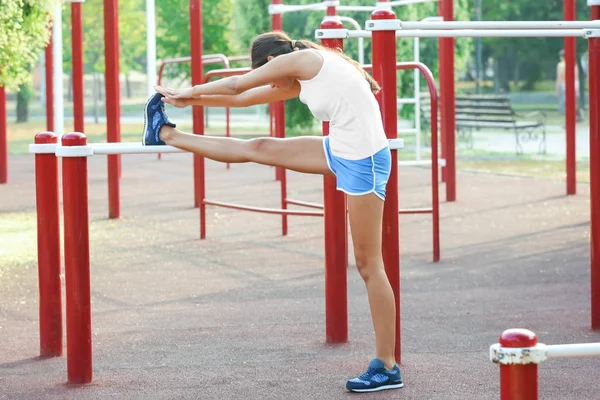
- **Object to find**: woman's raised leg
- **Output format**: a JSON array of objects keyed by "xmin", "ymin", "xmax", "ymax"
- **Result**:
[{"xmin": 159, "ymin": 126, "xmax": 332, "ymax": 176}]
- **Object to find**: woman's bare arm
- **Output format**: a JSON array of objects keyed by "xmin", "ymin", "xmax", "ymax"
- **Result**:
[{"xmin": 181, "ymin": 81, "xmax": 301, "ymax": 108}]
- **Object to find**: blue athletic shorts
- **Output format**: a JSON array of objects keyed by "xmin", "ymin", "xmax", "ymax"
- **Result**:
[{"xmin": 322, "ymin": 136, "xmax": 392, "ymax": 200}]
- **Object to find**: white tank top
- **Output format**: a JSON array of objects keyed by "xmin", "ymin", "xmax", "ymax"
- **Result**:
[{"xmin": 297, "ymin": 49, "xmax": 389, "ymax": 160}]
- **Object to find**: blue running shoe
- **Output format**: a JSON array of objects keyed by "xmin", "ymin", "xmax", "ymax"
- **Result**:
[
  {"xmin": 142, "ymin": 93, "xmax": 176, "ymax": 146},
  {"xmin": 346, "ymin": 358, "xmax": 404, "ymax": 393}
]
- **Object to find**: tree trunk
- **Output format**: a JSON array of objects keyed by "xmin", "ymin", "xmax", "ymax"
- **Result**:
[{"xmin": 16, "ymin": 84, "xmax": 31, "ymax": 123}]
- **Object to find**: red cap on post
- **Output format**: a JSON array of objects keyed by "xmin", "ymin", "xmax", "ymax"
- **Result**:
[
  {"xmin": 499, "ymin": 329, "xmax": 538, "ymax": 348},
  {"xmin": 35, "ymin": 132, "xmax": 58, "ymax": 144},
  {"xmin": 62, "ymin": 132, "xmax": 87, "ymax": 147},
  {"xmin": 371, "ymin": 8, "xmax": 396, "ymax": 20},
  {"xmin": 320, "ymin": 17, "xmax": 343, "ymax": 30}
]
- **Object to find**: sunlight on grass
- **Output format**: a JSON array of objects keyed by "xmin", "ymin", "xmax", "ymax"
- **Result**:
[{"xmin": 0, "ymin": 212, "xmax": 38, "ymax": 278}]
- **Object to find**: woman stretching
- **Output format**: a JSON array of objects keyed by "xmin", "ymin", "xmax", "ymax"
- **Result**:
[{"xmin": 143, "ymin": 31, "xmax": 402, "ymax": 393}]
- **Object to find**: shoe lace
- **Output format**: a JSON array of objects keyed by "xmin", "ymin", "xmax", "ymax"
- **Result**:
[{"xmin": 358, "ymin": 366, "xmax": 378, "ymax": 381}]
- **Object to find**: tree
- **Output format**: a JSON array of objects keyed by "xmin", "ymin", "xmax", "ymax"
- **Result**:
[
  {"xmin": 480, "ymin": 0, "xmax": 590, "ymax": 92},
  {"xmin": 0, "ymin": 0, "xmax": 57, "ymax": 89},
  {"xmin": 155, "ymin": 0, "xmax": 237, "ymax": 83}
]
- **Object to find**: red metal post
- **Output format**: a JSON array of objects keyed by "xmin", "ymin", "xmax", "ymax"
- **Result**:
[
  {"xmin": 34, "ymin": 132, "xmax": 62, "ymax": 356},
  {"xmin": 325, "ymin": 0, "xmax": 336, "ymax": 16},
  {"xmin": 439, "ymin": 0, "xmax": 456, "ymax": 202},
  {"xmin": 320, "ymin": 18, "xmax": 348, "ymax": 344},
  {"xmin": 61, "ymin": 132, "xmax": 92, "ymax": 384},
  {"xmin": 71, "ymin": 2, "xmax": 84, "ymax": 133},
  {"xmin": 45, "ymin": 36, "xmax": 54, "ymax": 132},
  {"xmin": 191, "ymin": 0, "xmax": 205, "ymax": 215},
  {"xmin": 590, "ymin": 3, "xmax": 600, "ymax": 330},
  {"xmin": 104, "ymin": 0, "xmax": 121, "ymax": 219},
  {"xmin": 271, "ymin": 0, "xmax": 285, "ymax": 183},
  {"xmin": 371, "ymin": 9, "xmax": 401, "ymax": 363},
  {"xmin": 498, "ymin": 329, "xmax": 539, "ymax": 400},
  {"xmin": 565, "ymin": 0, "xmax": 577, "ymax": 195},
  {"xmin": 0, "ymin": 87, "xmax": 6, "ymax": 184},
  {"xmin": 271, "ymin": 0, "xmax": 288, "ymax": 233}
]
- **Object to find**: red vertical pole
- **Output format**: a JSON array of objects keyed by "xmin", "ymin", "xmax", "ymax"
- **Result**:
[
  {"xmin": 565, "ymin": 0, "xmax": 577, "ymax": 195},
  {"xmin": 371, "ymin": 10, "xmax": 401, "ymax": 363},
  {"xmin": 104, "ymin": 0, "xmax": 120, "ymax": 219},
  {"xmin": 325, "ymin": 0, "xmax": 336, "ymax": 16},
  {"xmin": 45, "ymin": 36, "xmax": 54, "ymax": 132},
  {"xmin": 34, "ymin": 132, "xmax": 62, "ymax": 357},
  {"xmin": 71, "ymin": 2, "xmax": 84, "ymax": 133},
  {"xmin": 271, "ymin": 0, "xmax": 288, "ymax": 234},
  {"xmin": 0, "ymin": 87, "xmax": 6, "ymax": 184},
  {"xmin": 439, "ymin": 0, "xmax": 456, "ymax": 202},
  {"xmin": 61, "ymin": 132, "xmax": 92, "ymax": 384},
  {"xmin": 498, "ymin": 329, "xmax": 539, "ymax": 400},
  {"xmin": 320, "ymin": 18, "xmax": 348, "ymax": 344},
  {"xmin": 272, "ymin": 0, "xmax": 284, "ymax": 184},
  {"xmin": 190, "ymin": 0, "xmax": 206, "ymax": 238},
  {"xmin": 589, "ymin": 3, "xmax": 600, "ymax": 330}
]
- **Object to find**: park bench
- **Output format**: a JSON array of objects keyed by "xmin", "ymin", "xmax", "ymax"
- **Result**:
[{"xmin": 420, "ymin": 93, "xmax": 547, "ymax": 154}]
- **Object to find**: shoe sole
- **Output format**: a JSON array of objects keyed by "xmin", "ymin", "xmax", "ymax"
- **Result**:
[
  {"xmin": 348, "ymin": 382, "xmax": 404, "ymax": 393},
  {"xmin": 141, "ymin": 95, "xmax": 154, "ymax": 146}
]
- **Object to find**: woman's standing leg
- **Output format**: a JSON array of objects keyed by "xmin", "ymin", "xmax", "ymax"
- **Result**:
[{"xmin": 346, "ymin": 193, "xmax": 397, "ymax": 369}]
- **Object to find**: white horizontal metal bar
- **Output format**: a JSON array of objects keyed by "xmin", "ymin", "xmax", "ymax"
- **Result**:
[
  {"xmin": 29, "ymin": 143, "xmax": 58, "ymax": 154},
  {"xmin": 90, "ymin": 143, "xmax": 186, "ymax": 155},
  {"xmin": 398, "ymin": 128, "xmax": 419, "ymax": 134},
  {"xmin": 389, "ymin": 138, "xmax": 405, "ymax": 150},
  {"xmin": 401, "ymin": 20, "xmax": 600, "ymax": 30},
  {"xmin": 398, "ymin": 159, "xmax": 446, "ymax": 167},
  {"xmin": 546, "ymin": 343, "xmax": 600, "ymax": 359},
  {"xmin": 380, "ymin": 0, "xmax": 438, "ymax": 7},
  {"xmin": 347, "ymin": 30, "xmax": 371, "ymax": 38},
  {"xmin": 336, "ymin": 5, "xmax": 377, "ymax": 11},
  {"xmin": 396, "ymin": 29, "xmax": 587, "ymax": 38},
  {"xmin": 397, "ymin": 98, "xmax": 417, "ymax": 104}
]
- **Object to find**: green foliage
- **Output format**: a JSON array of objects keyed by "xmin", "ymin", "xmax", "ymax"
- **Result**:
[
  {"xmin": 0, "ymin": 0, "xmax": 58, "ymax": 89},
  {"xmin": 155, "ymin": 0, "xmax": 237, "ymax": 82},
  {"xmin": 61, "ymin": 0, "xmax": 147, "ymax": 75},
  {"xmin": 481, "ymin": 0, "xmax": 590, "ymax": 92}
]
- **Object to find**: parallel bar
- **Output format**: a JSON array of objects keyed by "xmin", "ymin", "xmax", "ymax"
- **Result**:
[
  {"xmin": 320, "ymin": 17, "xmax": 348, "ymax": 345},
  {"xmin": 203, "ymin": 200, "xmax": 324, "ymax": 217},
  {"xmin": 52, "ymin": 3, "xmax": 64, "ymax": 137},
  {"xmin": 397, "ymin": 29, "xmax": 588, "ymax": 37},
  {"xmin": 590, "ymin": 4, "xmax": 600, "ymax": 330},
  {"xmin": 546, "ymin": 343, "xmax": 600, "ymax": 358},
  {"xmin": 34, "ymin": 132, "xmax": 62, "ymax": 357},
  {"xmin": 190, "ymin": 0, "xmax": 205, "ymax": 236},
  {"xmin": 347, "ymin": 29, "xmax": 589, "ymax": 38},
  {"xmin": 565, "ymin": 0, "xmax": 577, "ymax": 195},
  {"xmin": 440, "ymin": 0, "xmax": 456, "ymax": 202},
  {"xmin": 372, "ymin": 8, "xmax": 402, "ymax": 363},
  {"xmin": 71, "ymin": 1, "xmax": 84, "ymax": 133},
  {"xmin": 400, "ymin": 20, "xmax": 600, "ymax": 30},
  {"xmin": 103, "ymin": 0, "xmax": 121, "ymax": 219},
  {"xmin": 90, "ymin": 144, "xmax": 188, "ymax": 155},
  {"xmin": 44, "ymin": 34, "xmax": 54, "ymax": 132},
  {"xmin": 285, "ymin": 198, "xmax": 324, "ymax": 209},
  {"xmin": 399, "ymin": 208, "xmax": 432, "ymax": 214},
  {"xmin": 61, "ymin": 133, "xmax": 92, "ymax": 384}
]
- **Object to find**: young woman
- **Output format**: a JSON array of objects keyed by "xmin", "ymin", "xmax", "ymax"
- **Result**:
[{"xmin": 143, "ymin": 31, "xmax": 403, "ymax": 393}]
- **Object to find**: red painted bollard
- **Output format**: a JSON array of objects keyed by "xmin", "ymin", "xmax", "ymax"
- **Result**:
[
  {"xmin": 34, "ymin": 132, "xmax": 62, "ymax": 357},
  {"xmin": 492, "ymin": 329, "xmax": 540, "ymax": 400},
  {"xmin": 61, "ymin": 132, "xmax": 92, "ymax": 384}
]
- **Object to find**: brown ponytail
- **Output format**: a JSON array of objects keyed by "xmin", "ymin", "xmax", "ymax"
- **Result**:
[{"xmin": 250, "ymin": 31, "xmax": 381, "ymax": 94}]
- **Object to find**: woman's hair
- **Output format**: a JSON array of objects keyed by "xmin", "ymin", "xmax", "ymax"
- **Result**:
[{"xmin": 250, "ymin": 31, "xmax": 381, "ymax": 94}]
